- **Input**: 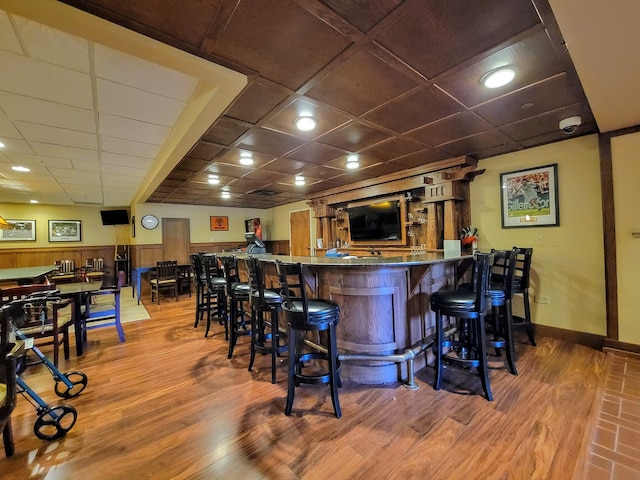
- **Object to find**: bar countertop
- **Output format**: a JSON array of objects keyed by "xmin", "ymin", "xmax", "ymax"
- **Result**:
[{"xmin": 223, "ymin": 251, "xmax": 469, "ymax": 267}]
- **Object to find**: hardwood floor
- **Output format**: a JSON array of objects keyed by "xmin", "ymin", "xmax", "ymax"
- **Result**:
[{"xmin": 2, "ymin": 296, "xmax": 605, "ymax": 479}]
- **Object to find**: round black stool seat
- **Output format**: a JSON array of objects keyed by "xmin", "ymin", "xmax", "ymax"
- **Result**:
[
  {"xmin": 282, "ymin": 299, "xmax": 341, "ymax": 418},
  {"xmin": 244, "ymin": 257, "xmax": 287, "ymax": 384},
  {"xmin": 430, "ymin": 252, "xmax": 494, "ymax": 401},
  {"xmin": 276, "ymin": 259, "xmax": 342, "ymax": 418}
]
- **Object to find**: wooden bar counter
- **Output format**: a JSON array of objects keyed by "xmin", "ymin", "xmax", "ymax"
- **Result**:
[{"xmin": 233, "ymin": 252, "xmax": 470, "ymax": 385}]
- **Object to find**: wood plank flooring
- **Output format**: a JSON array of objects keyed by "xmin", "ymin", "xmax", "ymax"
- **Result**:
[{"xmin": 2, "ymin": 296, "xmax": 606, "ymax": 479}]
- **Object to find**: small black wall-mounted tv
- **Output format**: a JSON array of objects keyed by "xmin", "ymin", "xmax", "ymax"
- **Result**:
[{"xmin": 100, "ymin": 209, "xmax": 130, "ymax": 226}]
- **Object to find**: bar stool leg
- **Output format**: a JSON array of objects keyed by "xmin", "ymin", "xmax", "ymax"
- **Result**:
[
  {"xmin": 285, "ymin": 325, "xmax": 298, "ymax": 416},
  {"xmin": 476, "ymin": 315, "xmax": 493, "ymax": 401},
  {"xmin": 523, "ymin": 292, "xmax": 535, "ymax": 346},
  {"xmin": 433, "ymin": 310, "xmax": 443, "ymax": 391},
  {"xmin": 328, "ymin": 322, "xmax": 342, "ymax": 418}
]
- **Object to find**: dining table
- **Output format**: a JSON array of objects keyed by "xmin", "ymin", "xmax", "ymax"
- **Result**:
[
  {"xmin": 0, "ymin": 265, "xmax": 57, "ymax": 284},
  {"xmin": 56, "ymin": 281, "xmax": 104, "ymax": 356}
]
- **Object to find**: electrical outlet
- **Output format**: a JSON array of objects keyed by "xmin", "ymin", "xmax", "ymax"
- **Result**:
[{"xmin": 535, "ymin": 295, "xmax": 550, "ymax": 304}]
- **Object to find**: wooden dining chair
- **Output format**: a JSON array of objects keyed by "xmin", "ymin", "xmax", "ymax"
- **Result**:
[
  {"xmin": 150, "ymin": 261, "xmax": 178, "ymax": 305},
  {"xmin": 3, "ymin": 289, "xmax": 73, "ymax": 367},
  {"xmin": 83, "ymin": 271, "xmax": 126, "ymax": 342},
  {"xmin": 0, "ymin": 304, "xmax": 25, "ymax": 457}
]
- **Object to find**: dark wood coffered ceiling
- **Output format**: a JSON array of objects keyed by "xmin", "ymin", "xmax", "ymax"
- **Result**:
[{"xmin": 60, "ymin": 0, "xmax": 596, "ymax": 209}]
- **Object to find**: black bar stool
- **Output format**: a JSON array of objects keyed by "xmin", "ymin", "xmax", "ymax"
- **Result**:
[
  {"xmin": 202, "ymin": 254, "xmax": 228, "ymax": 338},
  {"xmin": 220, "ymin": 255, "xmax": 251, "ymax": 359},
  {"xmin": 244, "ymin": 256, "xmax": 287, "ymax": 384},
  {"xmin": 275, "ymin": 260, "xmax": 342, "ymax": 418},
  {"xmin": 512, "ymin": 247, "xmax": 535, "ymax": 346},
  {"xmin": 486, "ymin": 248, "xmax": 519, "ymax": 375},
  {"xmin": 430, "ymin": 252, "xmax": 494, "ymax": 401}
]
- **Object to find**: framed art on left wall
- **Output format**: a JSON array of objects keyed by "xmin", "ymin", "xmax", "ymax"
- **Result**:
[
  {"xmin": 49, "ymin": 220, "xmax": 81, "ymax": 242},
  {"xmin": 0, "ymin": 219, "xmax": 36, "ymax": 241}
]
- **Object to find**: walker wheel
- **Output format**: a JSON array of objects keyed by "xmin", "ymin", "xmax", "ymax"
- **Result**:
[
  {"xmin": 34, "ymin": 405, "xmax": 78, "ymax": 440},
  {"xmin": 54, "ymin": 371, "xmax": 88, "ymax": 398}
]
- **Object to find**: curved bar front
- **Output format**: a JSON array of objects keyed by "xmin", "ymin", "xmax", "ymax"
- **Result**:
[{"xmin": 235, "ymin": 253, "xmax": 470, "ymax": 385}]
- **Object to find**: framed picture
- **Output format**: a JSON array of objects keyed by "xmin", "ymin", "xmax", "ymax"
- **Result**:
[
  {"xmin": 0, "ymin": 219, "xmax": 36, "ymax": 241},
  {"xmin": 500, "ymin": 163, "xmax": 559, "ymax": 228},
  {"xmin": 210, "ymin": 216, "xmax": 229, "ymax": 231},
  {"xmin": 49, "ymin": 220, "xmax": 82, "ymax": 242}
]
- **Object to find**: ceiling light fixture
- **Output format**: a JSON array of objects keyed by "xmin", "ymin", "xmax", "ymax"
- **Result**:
[
  {"xmin": 346, "ymin": 154, "xmax": 360, "ymax": 169},
  {"xmin": 208, "ymin": 174, "xmax": 220, "ymax": 185},
  {"xmin": 239, "ymin": 151, "xmax": 254, "ymax": 166},
  {"xmin": 12, "ymin": 165, "xmax": 30, "ymax": 172},
  {"xmin": 294, "ymin": 116, "xmax": 317, "ymax": 132},
  {"xmin": 481, "ymin": 66, "xmax": 515, "ymax": 89},
  {"xmin": 0, "ymin": 141, "xmax": 5, "ymax": 148},
  {"xmin": 294, "ymin": 176, "xmax": 305, "ymax": 186},
  {"xmin": 221, "ymin": 191, "xmax": 231, "ymax": 199},
  {"xmin": 30, "ymin": 199, "xmax": 38, "ymax": 204}
]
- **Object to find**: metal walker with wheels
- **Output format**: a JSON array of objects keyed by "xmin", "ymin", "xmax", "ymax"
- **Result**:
[{"xmin": 7, "ymin": 293, "xmax": 88, "ymax": 440}]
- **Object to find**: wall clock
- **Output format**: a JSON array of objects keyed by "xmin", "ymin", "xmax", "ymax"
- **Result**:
[{"xmin": 141, "ymin": 214, "xmax": 159, "ymax": 230}]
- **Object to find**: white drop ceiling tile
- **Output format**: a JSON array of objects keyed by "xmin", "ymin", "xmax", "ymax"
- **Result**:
[
  {"xmin": 13, "ymin": 15, "xmax": 90, "ymax": 73},
  {"xmin": 102, "ymin": 173, "xmax": 143, "ymax": 184},
  {"xmin": 0, "ymin": 117, "xmax": 22, "ymax": 139},
  {"xmin": 100, "ymin": 164, "xmax": 146, "ymax": 178},
  {"xmin": 50, "ymin": 169, "xmax": 100, "ymax": 186},
  {"xmin": 0, "ymin": 51, "xmax": 93, "ymax": 109},
  {"xmin": 0, "ymin": 163, "xmax": 51, "ymax": 177},
  {"xmin": 0, "ymin": 12, "xmax": 21, "ymax": 54},
  {"xmin": 94, "ymin": 44, "xmax": 199, "ymax": 101},
  {"xmin": 71, "ymin": 160, "xmax": 101, "ymax": 172},
  {"xmin": 15, "ymin": 121, "xmax": 97, "ymax": 149},
  {"xmin": 100, "ymin": 135, "xmax": 160, "ymax": 158},
  {"xmin": 99, "ymin": 113, "xmax": 170, "ymax": 145},
  {"xmin": 31, "ymin": 143, "xmax": 99, "ymax": 162},
  {"xmin": 0, "ymin": 138, "xmax": 34, "ymax": 154},
  {"xmin": 102, "ymin": 183, "xmax": 137, "ymax": 193},
  {"xmin": 100, "ymin": 151, "xmax": 153, "ymax": 169},
  {"xmin": 62, "ymin": 183, "xmax": 101, "ymax": 193},
  {"xmin": 0, "ymin": 92, "xmax": 96, "ymax": 133},
  {"xmin": 4, "ymin": 152, "xmax": 73, "ymax": 169},
  {"xmin": 97, "ymin": 78, "xmax": 185, "ymax": 127}
]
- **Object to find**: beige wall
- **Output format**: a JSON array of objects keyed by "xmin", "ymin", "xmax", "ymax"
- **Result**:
[
  {"xmin": 130, "ymin": 203, "xmax": 269, "ymax": 245},
  {"xmin": 611, "ymin": 131, "xmax": 640, "ymax": 344},
  {"xmin": 0, "ymin": 204, "xmax": 129, "ymax": 248},
  {"xmin": 471, "ymin": 134, "xmax": 606, "ymax": 335}
]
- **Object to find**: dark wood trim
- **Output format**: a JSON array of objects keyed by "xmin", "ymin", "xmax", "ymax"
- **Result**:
[
  {"xmin": 598, "ymin": 133, "xmax": 618, "ymax": 340},
  {"xmin": 534, "ymin": 324, "xmax": 605, "ymax": 351},
  {"xmin": 604, "ymin": 340, "xmax": 640, "ymax": 355}
]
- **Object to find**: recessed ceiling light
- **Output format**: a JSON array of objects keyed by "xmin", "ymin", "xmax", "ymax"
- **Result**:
[
  {"xmin": 346, "ymin": 154, "xmax": 359, "ymax": 169},
  {"xmin": 221, "ymin": 191, "xmax": 231, "ymax": 199},
  {"xmin": 0, "ymin": 141, "xmax": 5, "ymax": 148},
  {"xmin": 239, "ymin": 151, "xmax": 254, "ymax": 166},
  {"xmin": 208, "ymin": 174, "xmax": 220, "ymax": 185},
  {"xmin": 294, "ymin": 176, "xmax": 305, "ymax": 186},
  {"xmin": 12, "ymin": 165, "xmax": 30, "ymax": 172},
  {"xmin": 481, "ymin": 67, "xmax": 515, "ymax": 89},
  {"xmin": 30, "ymin": 199, "xmax": 38, "ymax": 204},
  {"xmin": 294, "ymin": 116, "xmax": 316, "ymax": 132}
]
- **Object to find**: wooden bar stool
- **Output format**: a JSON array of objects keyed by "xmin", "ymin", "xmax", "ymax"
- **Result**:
[
  {"xmin": 220, "ymin": 255, "xmax": 251, "ymax": 358},
  {"xmin": 275, "ymin": 260, "xmax": 342, "ymax": 418},
  {"xmin": 430, "ymin": 252, "xmax": 494, "ymax": 401},
  {"xmin": 202, "ymin": 254, "xmax": 227, "ymax": 338},
  {"xmin": 244, "ymin": 257, "xmax": 287, "ymax": 384}
]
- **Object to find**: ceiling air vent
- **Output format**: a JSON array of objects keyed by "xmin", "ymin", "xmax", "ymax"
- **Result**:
[{"xmin": 250, "ymin": 189, "xmax": 278, "ymax": 196}]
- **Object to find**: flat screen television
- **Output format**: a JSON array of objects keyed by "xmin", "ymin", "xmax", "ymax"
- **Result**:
[
  {"xmin": 100, "ymin": 209, "xmax": 129, "ymax": 226},
  {"xmin": 347, "ymin": 195, "xmax": 406, "ymax": 246}
]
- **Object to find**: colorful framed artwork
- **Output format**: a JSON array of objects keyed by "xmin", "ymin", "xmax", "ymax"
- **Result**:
[
  {"xmin": 0, "ymin": 219, "xmax": 36, "ymax": 241},
  {"xmin": 210, "ymin": 216, "xmax": 229, "ymax": 231},
  {"xmin": 500, "ymin": 163, "xmax": 559, "ymax": 228},
  {"xmin": 49, "ymin": 220, "xmax": 82, "ymax": 242}
]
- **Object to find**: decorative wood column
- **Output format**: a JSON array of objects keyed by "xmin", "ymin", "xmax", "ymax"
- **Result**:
[{"xmin": 307, "ymin": 199, "xmax": 335, "ymax": 250}]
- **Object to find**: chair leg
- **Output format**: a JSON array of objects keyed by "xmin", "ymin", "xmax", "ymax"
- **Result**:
[
  {"xmin": 476, "ymin": 314, "xmax": 493, "ymax": 402},
  {"xmin": 270, "ymin": 310, "xmax": 279, "ymax": 385},
  {"xmin": 433, "ymin": 310, "xmax": 443, "ymax": 391},
  {"xmin": 328, "ymin": 322, "xmax": 342, "ymax": 418},
  {"xmin": 285, "ymin": 325, "xmax": 297, "ymax": 416},
  {"xmin": 523, "ymin": 291, "xmax": 536, "ymax": 346},
  {"xmin": 503, "ymin": 301, "xmax": 517, "ymax": 375},
  {"xmin": 248, "ymin": 307, "xmax": 258, "ymax": 372},
  {"xmin": 3, "ymin": 419, "xmax": 15, "ymax": 457}
]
